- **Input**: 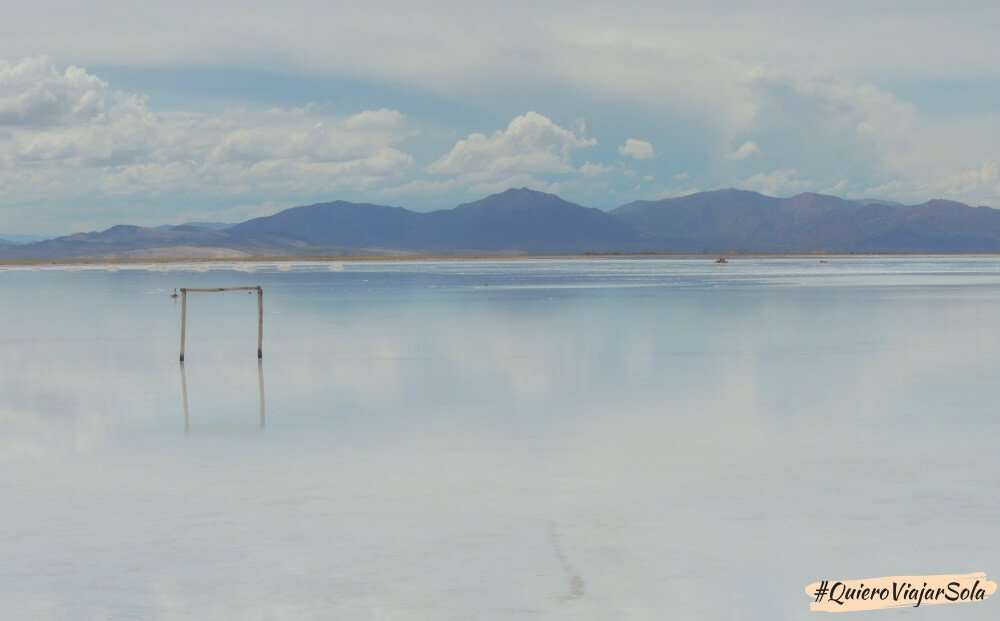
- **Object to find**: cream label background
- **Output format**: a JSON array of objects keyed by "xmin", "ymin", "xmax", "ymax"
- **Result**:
[{"xmin": 805, "ymin": 572, "xmax": 996, "ymax": 612}]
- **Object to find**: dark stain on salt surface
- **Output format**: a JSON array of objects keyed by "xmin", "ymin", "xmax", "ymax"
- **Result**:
[{"xmin": 549, "ymin": 522, "xmax": 586, "ymax": 601}]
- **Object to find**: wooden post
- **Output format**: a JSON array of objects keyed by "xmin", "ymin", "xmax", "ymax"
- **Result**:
[
  {"xmin": 179, "ymin": 289, "xmax": 187, "ymax": 362},
  {"xmin": 257, "ymin": 287, "xmax": 263, "ymax": 360},
  {"xmin": 180, "ymin": 361, "xmax": 190, "ymax": 433},
  {"xmin": 257, "ymin": 359, "xmax": 266, "ymax": 431},
  {"xmin": 176, "ymin": 286, "xmax": 261, "ymax": 360}
]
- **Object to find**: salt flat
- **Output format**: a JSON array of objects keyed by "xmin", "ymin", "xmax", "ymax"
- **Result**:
[{"xmin": 2, "ymin": 258, "xmax": 999, "ymax": 619}]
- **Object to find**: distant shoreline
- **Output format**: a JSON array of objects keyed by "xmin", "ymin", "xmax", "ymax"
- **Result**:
[
  {"xmin": 11, "ymin": 189, "xmax": 1000, "ymax": 261},
  {"xmin": 6, "ymin": 251, "xmax": 1000, "ymax": 267}
]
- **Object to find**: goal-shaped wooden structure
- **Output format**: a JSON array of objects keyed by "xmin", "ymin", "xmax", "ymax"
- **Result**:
[{"xmin": 179, "ymin": 286, "xmax": 263, "ymax": 361}]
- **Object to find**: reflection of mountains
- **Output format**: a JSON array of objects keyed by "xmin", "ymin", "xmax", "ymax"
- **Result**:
[
  {"xmin": 8, "ymin": 187, "xmax": 1000, "ymax": 258},
  {"xmin": 180, "ymin": 360, "xmax": 266, "ymax": 432}
]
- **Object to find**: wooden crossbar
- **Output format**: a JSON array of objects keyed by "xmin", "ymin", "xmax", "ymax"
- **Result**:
[
  {"xmin": 182, "ymin": 287, "xmax": 261, "ymax": 292},
  {"xmin": 179, "ymin": 286, "xmax": 264, "ymax": 361}
]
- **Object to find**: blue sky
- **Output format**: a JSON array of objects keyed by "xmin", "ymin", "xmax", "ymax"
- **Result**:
[{"xmin": 1, "ymin": 1, "xmax": 999, "ymax": 234}]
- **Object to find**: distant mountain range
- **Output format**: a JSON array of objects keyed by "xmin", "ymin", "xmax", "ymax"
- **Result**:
[
  {"xmin": 0, "ymin": 234, "xmax": 51, "ymax": 246},
  {"xmin": 4, "ymin": 188, "xmax": 1000, "ymax": 259}
]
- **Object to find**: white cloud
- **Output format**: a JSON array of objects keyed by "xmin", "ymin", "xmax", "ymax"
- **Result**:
[
  {"xmin": 428, "ymin": 111, "xmax": 596, "ymax": 186},
  {"xmin": 0, "ymin": 57, "xmax": 109, "ymax": 127},
  {"xmin": 0, "ymin": 57, "xmax": 415, "ymax": 213},
  {"xmin": 655, "ymin": 187, "xmax": 700, "ymax": 200},
  {"xmin": 736, "ymin": 69, "xmax": 1000, "ymax": 206},
  {"xmin": 580, "ymin": 161, "xmax": 612, "ymax": 176},
  {"xmin": 673, "ymin": 171, "xmax": 690, "ymax": 181},
  {"xmin": 342, "ymin": 108, "xmax": 404, "ymax": 130},
  {"xmin": 822, "ymin": 179, "xmax": 849, "ymax": 195},
  {"xmin": 4, "ymin": 6, "xmax": 1000, "ymax": 232},
  {"xmin": 932, "ymin": 161, "xmax": 999, "ymax": 197},
  {"xmin": 741, "ymin": 168, "xmax": 811, "ymax": 196},
  {"xmin": 618, "ymin": 138, "xmax": 655, "ymax": 160},
  {"xmin": 726, "ymin": 141, "xmax": 759, "ymax": 160},
  {"xmin": 3, "ymin": 4, "xmax": 999, "ymax": 91},
  {"xmin": 206, "ymin": 110, "xmax": 407, "ymax": 166}
]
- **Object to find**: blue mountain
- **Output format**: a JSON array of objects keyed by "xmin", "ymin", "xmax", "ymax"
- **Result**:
[{"xmin": 6, "ymin": 187, "xmax": 1000, "ymax": 258}]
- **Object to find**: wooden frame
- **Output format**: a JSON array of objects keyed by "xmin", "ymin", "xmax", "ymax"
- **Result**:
[{"xmin": 179, "ymin": 286, "xmax": 263, "ymax": 361}]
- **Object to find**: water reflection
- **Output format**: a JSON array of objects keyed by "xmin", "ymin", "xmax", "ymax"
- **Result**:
[
  {"xmin": 180, "ymin": 361, "xmax": 189, "ymax": 433},
  {"xmin": 178, "ymin": 360, "xmax": 267, "ymax": 432},
  {"xmin": 5, "ymin": 259, "xmax": 1000, "ymax": 619},
  {"xmin": 257, "ymin": 359, "xmax": 266, "ymax": 431}
]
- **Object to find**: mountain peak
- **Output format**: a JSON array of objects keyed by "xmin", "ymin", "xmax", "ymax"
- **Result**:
[
  {"xmin": 456, "ymin": 187, "xmax": 579, "ymax": 211},
  {"xmin": 5, "ymin": 188, "xmax": 1000, "ymax": 259},
  {"xmin": 500, "ymin": 186, "xmax": 551, "ymax": 196},
  {"xmin": 103, "ymin": 224, "xmax": 144, "ymax": 234},
  {"xmin": 791, "ymin": 192, "xmax": 835, "ymax": 200},
  {"xmin": 489, "ymin": 187, "xmax": 563, "ymax": 202},
  {"xmin": 786, "ymin": 192, "xmax": 850, "ymax": 207},
  {"xmin": 706, "ymin": 188, "xmax": 768, "ymax": 199},
  {"xmin": 917, "ymin": 198, "xmax": 972, "ymax": 210}
]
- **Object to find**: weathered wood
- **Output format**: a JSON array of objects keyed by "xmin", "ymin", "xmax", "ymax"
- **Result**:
[
  {"xmin": 177, "ymin": 285, "xmax": 263, "ymax": 360},
  {"xmin": 179, "ymin": 290, "xmax": 187, "ymax": 362},
  {"xmin": 257, "ymin": 287, "xmax": 263, "ymax": 359},
  {"xmin": 182, "ymin": 287, "xmax": 260, "ymax": 293},
  {"xmin": 257, "ymin": 359, "xmax": 266, "ymax": 431},
  {"xmin": 180, "ymin": 361, "xmax": 190, "ymax": 433}
]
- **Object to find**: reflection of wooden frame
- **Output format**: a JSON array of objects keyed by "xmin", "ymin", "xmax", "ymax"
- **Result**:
[
  {"xmin": 178, "ymin": 286, "xmax": 263, "ymax": 361},
  {"xmin": 180, "ymin": 360, "xmax": 266, "ymax": 432}
]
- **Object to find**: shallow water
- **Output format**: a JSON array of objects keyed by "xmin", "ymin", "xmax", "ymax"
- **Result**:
[{"xmin": 3, "ymin": 257, "xmax": 1000, "ymax": 619}]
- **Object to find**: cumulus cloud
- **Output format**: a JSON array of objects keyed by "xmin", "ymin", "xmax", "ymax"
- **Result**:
[
  {"xmin": 428, "ymin": 111, "xmax": 596, "ymax": 189},
  {"xmin": 0, "ymin": 57, "xmax": 414, "ymax": 216},
  {"xmin": 742, "ymin": 168, "xmax": 811, "ymax": 196},
  {"xmin": 0, "ymin": 5, "xmax": 998, "ymax": 215},
  {"xmin": 5, "ymin": 12, "xmax": 1000, "ymax": 232},
  {"xmin": 655, "ymin": 187, "xmax": 700, "ymax": 199},
  {"xmin": 726, "ymin": 141, "xmax": 759, "ymax": 160},
  {"xmin": 933, "ymin": 161, "xmax": 1000, "ymax": 197},
  {"xmin": 342, "ymin": 108, "xmax": 404, "ymax": 130},
  {"xmin": 206, "ymin": 109, "xmax": 408, "ymax": 166},
  {"xmin": 740, "ymin": 70, "xmax": 998, "ymax": 205},
  {"xmin": 618, "ymin": 138, "xmax": 655, "ymax": 160},
  {"xmin": 0, "ymin": 57, "xmax": 109, "ymax": 127},
  {"xmin": 580, "ymin": 161, "xmax": 612, "ymax": 176}
]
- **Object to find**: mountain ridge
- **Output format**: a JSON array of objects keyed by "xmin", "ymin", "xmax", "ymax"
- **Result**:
[{"xmin": 5, "ymin": 188, "xmax": 1000, "ymax": 259}]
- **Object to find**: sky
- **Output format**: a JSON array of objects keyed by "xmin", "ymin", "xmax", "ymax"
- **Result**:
[{"xmin": 1, "ymin": 1, "xmax": 999, "ymax": 234}]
